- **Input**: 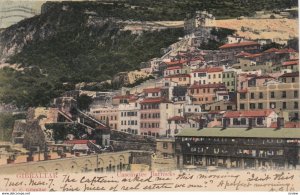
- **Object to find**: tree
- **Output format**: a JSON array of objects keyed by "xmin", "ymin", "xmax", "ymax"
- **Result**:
[
  {"xmin": 77, "ymin": 94, "xmax": 93, "ymax": 111},
  {"xmin": 261, "ymin": 42, "xmax": 284, "ymax": 51}
]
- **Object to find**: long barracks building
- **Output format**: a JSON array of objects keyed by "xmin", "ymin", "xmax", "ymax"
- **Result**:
[{"xmin": 175, "ymin": 126, "xmax": 300, "ymax": 170}]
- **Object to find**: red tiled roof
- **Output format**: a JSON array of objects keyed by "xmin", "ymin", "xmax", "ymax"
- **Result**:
[
  {"xmin": 236, "ymin": 51, "xmax": 253, "ymax": 57},
  {"xmin": 64, "ymin": 140, "xmax": 96, "ymax": 145},
  {"xmin": 143, "ymin": 88, "xmax": 161, "ymax": 93},
  {"xmin": 246, "ymin": 53, "xmax": 262, "ymax": 58},
  {"xmin": 192, "ymin": 67, "xmax": 223, "ymax": 73},
  {"xmin": 276, "ymin": 48, "xmax": 297, "ymax": 54},
  {"xmin": 166, "ymin": 65, "xmax": 182, "ymax": 70},
  {"xmin": 190, "ymin": 56, "xmax": 204, "ymax": 61},
  {"xmin": 140, "ymin": 97, "xmax": 162, "ymax": 104},
  {"xmin": 270, "ymin": 122, "xmax": 300, "ymax": 128},
  {"xmin": 189, "ymin": 83, "xmax": 225, "ymax": 89},
  {"xmin": 165, "ymin": 60, "xmax": 187, "ymax": 65},
  {"xmin": 279, "ymin": 72, "xmax": 299, "ymax": 78},
  {"xmin": 219, "ymin": 41, "xmax": 260, "ymax": 49},
  {"xmin": 164, "ymin": 74, "xmax": 191, "ymax": 78},
  {"xmin": 168, "ymin": 116, "xmax": 186, "ymax": 121},
  {"xmin": 282, "ymin": 60, "xmax": 299, "ymax": 66},
  {"xmin": 263, "ymin": 48, "xmax": 279, "ymax": 53},
  {"xmin": 223, "ymin": 109, "xmax": 274, "ymax": 118}
]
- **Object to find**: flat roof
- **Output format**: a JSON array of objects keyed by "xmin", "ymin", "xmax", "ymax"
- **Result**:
[{"xmin": 176, "ymin": 128, "xmax": 300, "ymax": 139}]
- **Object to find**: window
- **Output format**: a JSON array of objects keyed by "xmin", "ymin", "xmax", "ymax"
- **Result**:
[
  {"xmin": 121, "ymin": 112, "xmax": 123, "ymax": 117},
  {"xmin": 257, "ymin": 118, "xmax": 263, "ymax": 125},
  {"xmin": 292, "ymin": 77, "xmax": 295, "ymax": 83},
  {"xmin": 282, "ymin": 102, "xmax": 287, "ymax": 109},
  {"xmin": 219, "ymin": 74, "xmax": 221, "ymax": 78},
  {"xmin": 240, "ymin": 104, "xmax": 245, "ymax": 110},
  {"xmin": 282, "ymin": 91, "xmax": 286, "ymax": 98},
  {"xmin": 294, "ymin": 102, "xmax": 299, "ymax": 109},
  {"xmin": 163, "ymin": 143, "xmax": 168, "ymax": 149},
  {"xmin": 250, "ymin": 93, "xmax": 255, "ymax": 99},
  {"xmin": 240, "ymin": 93, "xmax": 246, "ymax": 99},
  {"xmin": 208, "ymin": 75, "xmax": 211, "ymax": 79},
  {"xmin": 294, "ymin": 91, "xmax": 299, "ymax": 98},
  {"xmin": 270, "ymin": 102, "xmax": 276, "ymax": 109},
  {"xmin": 241, "ymin": 118, "xmax": 246, "ymax": 125},
  {"xmin": 233, "ymin": 118, "xmax": 240, "ymax": 125},
  {"xmin": 270, "ymin": 92, "xmax": 275, "ymax": 98},
  {"xmin": 250, "ymin": 103, "xmax": 256, "ymax": 109},
  {"xmin": 166, "ymin": 104, "xmax": 168, "ymax": 109},
  {"xmin": 213, "ymin": 74, "xmax": 216, "ymax": 79},
  {"xmin": 259, "ymin": 92, "xmax": 263, "ymax": 98},
  {"xmin": 258, "ymin": 103, "xmax": 263, "ymax": 109}
]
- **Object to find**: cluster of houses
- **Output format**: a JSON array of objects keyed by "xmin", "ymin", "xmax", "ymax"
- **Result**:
[
  {"xmin": 86, "ymin": 12, "xmax": 299, "ymax": 170},
  {"xmin": 89, "ymin": 39, "xmax": 299, "ymax": 138}
]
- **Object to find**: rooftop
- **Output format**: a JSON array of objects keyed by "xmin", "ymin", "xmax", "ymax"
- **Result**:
[
  {"xmin": 143, "ymin": 87, "xmax": 161, "ymax": 93},
  {"xmin": 263, "ymin": 48, "xmax": 279, "ymax": 53},
  {"xmin": 282, "ymin": 60, "xmax": 299, "ymax": 66},
  {"xmin": 223, "ymin": 109, "xmax": 274, "ymax": 118},
  {"xmin": 166, "ymin": 65, "xmax": 182, "ymax": 70},
  {"xmin": 279, "ymin": 71, "xmax": 299, "ymax": 78},
  {"xmin": 192, "ymin": 67, "xmax": 223, "ymax": 73},
  {"xmin": 219, "ymin": 41, "xmax": 260, "ymax": 49},
  {"xmin": 168, "ymin": 116, "xmax": 186, "ymax": 121},
  {"xmin": 165, "ymin": 74, "xmax": 191, "ymax": 78},
  {"xmin": 189, "ymin": 83, "xmax": 225, "ymax": 89},
  {"xmin": 140, "ymin": 97, "xmax": 164, "ymax": 104},
  {"xmin": 176, "ymin": 127, "xmax": 300, "ymax": 139}
]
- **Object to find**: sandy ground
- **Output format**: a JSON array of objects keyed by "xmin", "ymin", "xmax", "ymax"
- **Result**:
[{"xmin": 213, "ymin": 18, "xmax": 298, "ymax": 41}]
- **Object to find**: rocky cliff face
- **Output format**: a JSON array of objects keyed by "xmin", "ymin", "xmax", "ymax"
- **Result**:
[{"xmin": 0, "ymin": 2, "xmax": 124, "ymax": 62}]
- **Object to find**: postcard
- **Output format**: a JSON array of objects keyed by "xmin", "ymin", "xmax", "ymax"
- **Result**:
[{"xmin": 0, "ymin": 0, "xmax": 299, "ymax": 193}]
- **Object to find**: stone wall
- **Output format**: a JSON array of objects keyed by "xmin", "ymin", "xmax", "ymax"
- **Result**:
[
  {"xmin": 0, "ymin": 151, "xmax": 131, "ymax": 174},
  {"xmin": 152, "ymin": 158, "xmax": 177, "ymax": 171},
  {"xmin": 23, "ymin": 120, "xmax": 46, "ymax": 150}
]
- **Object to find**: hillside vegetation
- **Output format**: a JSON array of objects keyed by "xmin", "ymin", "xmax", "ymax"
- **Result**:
[{"xmin": 0, "ymin": 0, "xmax": 298, "ymax": 109}]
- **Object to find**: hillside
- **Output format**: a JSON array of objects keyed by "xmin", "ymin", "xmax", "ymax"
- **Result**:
[{"xmin": 0, "ymin": 0, "xmax": 298, "ymax": 109}]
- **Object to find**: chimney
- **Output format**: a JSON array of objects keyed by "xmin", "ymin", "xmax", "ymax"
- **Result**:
[
  {"xmin": 222, "ymin": 118, "xmax": 228, "ymax": 129},
  {"xmin": 276, "ymin": 117, "xmax": 284, "ymax": 129},
  {"xmin": 248, "ymin": 118, "xmax": 253, "ymax": 129}
]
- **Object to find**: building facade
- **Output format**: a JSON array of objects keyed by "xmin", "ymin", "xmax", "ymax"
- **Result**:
[
  {"xmin": 175, "ymin": 127, "xmax": 300, "ymax": 170},
  {"xmin": 237, "ymin": 73, "xmax": 299, "ymax": 120}
]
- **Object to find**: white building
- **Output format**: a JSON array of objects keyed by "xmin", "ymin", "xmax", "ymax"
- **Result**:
[
  {"xmin": 184, "ymin": 104, "xmax": 202, "ymax": 114},
  {"xmin": 118, "ymin": 101, "xmax": 141, "ymax": 135}
]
